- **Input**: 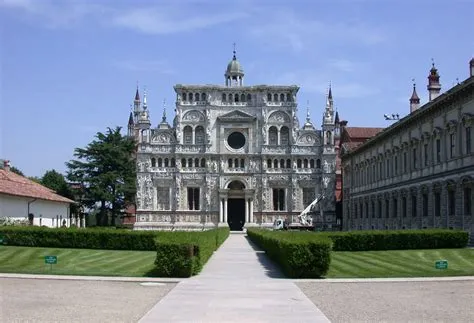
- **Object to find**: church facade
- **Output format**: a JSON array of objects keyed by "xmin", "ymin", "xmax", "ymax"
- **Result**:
[{"xmin": 128, "ymin": 52, "xmax": 338, "ymax": 231}]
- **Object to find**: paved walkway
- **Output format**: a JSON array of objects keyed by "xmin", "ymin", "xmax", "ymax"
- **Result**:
[{"xmin": 139, "ymin": 233, "xmax": 330, "ymax": 323}]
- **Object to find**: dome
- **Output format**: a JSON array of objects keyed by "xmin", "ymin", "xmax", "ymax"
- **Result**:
[{"xmin": 226, "ymin": 52, "xmax": 244, "ymax": 76}]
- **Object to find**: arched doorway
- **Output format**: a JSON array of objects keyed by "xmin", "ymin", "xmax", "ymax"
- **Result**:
[{"xmin": 227, "ymin": 180, "xmax": 246, "ymax": 231}]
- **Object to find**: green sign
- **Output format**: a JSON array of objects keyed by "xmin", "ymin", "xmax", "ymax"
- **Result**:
[
  {"xmin": 45, "ymin": 256, "xmax": 57, "ymax": 265},
  {"xmin": 435, "ymin": 260, "xmax": 448, "ymax": 269}
]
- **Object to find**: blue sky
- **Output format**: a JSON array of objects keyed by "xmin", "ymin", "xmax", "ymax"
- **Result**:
[{"xmin": 1, "ymin": 0, "xmax": 473, "ymax": 177}]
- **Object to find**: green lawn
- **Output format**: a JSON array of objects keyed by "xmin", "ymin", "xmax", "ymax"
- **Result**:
[
  {"xmin": 1, "ymin": 246, "xmax": 473, "ymax": 278},
  {"xmin": 327, "ymin": 248, "xmax": 474, "ymax": 278},
  {"xmin": 0, "ymin": 246, "xmax": 157, "ymax": 277}
]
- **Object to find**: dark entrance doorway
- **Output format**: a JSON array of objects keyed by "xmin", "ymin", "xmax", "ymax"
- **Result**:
[{"xmin": 228, "ymin": 198, "xmax": 245, "ymax": 231}]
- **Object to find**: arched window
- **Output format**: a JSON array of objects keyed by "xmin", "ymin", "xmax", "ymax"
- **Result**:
[
  {"xmin": 182, "ymin": 93, "xmax": 187, "ymax": 101},
  {"xmin": 171, "ymin": 158, "xmax": 175, "ymax": 167},
  {"xmin": 222, "ymin": 93, "xmax": 227, "ymax": 102},
  {"xmin": 235, "ymin": 94, "xmax": 239, "ymax": 102},
  {"xmin": 326, "ymin": 131, "xmax": 332, "ymax": 145},
  {"xmin": 269, "ymin": 126, "xmax": 278, "ymax": 145},
  {"xmin": 189, "ymin": 93, "xmax": 193, "ymax": 101},
  {"xmin": 310, "ymin": 159, "xmax": 315, "ymax": 168},
  {"xmin": 273, "ymin": 160, "xmax": 278, "ymax": 168},
  {"xmin": 267, "ymin": 159, "xmax": 272, "ymax": 168},
  {"xmin": 247, "ymin": 93, "xmax": 251, "ymax": 102},
  {"xmin": 286, "ymin": 93, "xmax": 292, "ymax": 102},
  {"xmin": 267, "ymin": 93, "xmax": 272, "ymax": 102},
  {"xmin": 317, "ymin": 159, "xmax": 321, "ymax": 169},
  {"xmin": 273, "ymin": 93, "xmax": 278, "ymax": 102},
  {"xmin": 188, "ymin": 158, "xmax": 192, "ymax": 167},
  {"xmin": 158, "ymin": 158, "xmax": 162, "ymax": 167},
  {"xmin": 280, "ymin": 126, "xmax": 289, "ymax": 146},
  {"xmin": 280, "ymin": 93, "xmax": 285, "ymax": 102},
  {"xmin": 286, "ymin": 159, "xmax": 291, "ymax": 168},
  {"xmin": 280, "ymin": 159, "xmax": 284, "ymax": 168},
  {"xmin": 200, "ymin": 158, "xmax": 205, "ymax": 168},
  {"xmin": 228, "ymin": 159, "xmax": 233, "ymax": 168},
  {"xmin": 194, "ymin": 158, "xmax": 199, "ymax": 167},
  {"xmin": 195, "ymin": 126, "xmax": 205, "ymax": 144},
  {"xmin": 234, "ymin": 158, "xmax": 239, "ymax": 167},
  {"xmin": 229, "ymin": 93, "xmax": 233, "ymax": 102},
  {"xmin": 297, "ymin": 159, "xmax": 302, "ymax": 168},
  {"xmin": 164, "ymin": 158, "xmax": 169, "ymax": 167},
  {"xmin": 201, "ymin": 93, "xmax": 206, "ymax": 101},
  {"xmin": 195, "ymin": 93, "xmax": 200, "ymax": 101},
  {"xmin": 151, "ymin": 158, "xmax": 156, "ymax": 167},
  {"xmin": 183, "ymin": 126, "xmax": 193, "ymax": 144},
  {"xmin": 304, "ymin": 159, "xmax": 308, "ymax": 168},
  {"xmin": 240, "ymin": 159, "xmax": 244, "ymax": 168},
  {"xmin": 181, "ymin": 158, "xmax": 186, "ymax": 167},
  {"xmin": 241, "ymin": 94, "xmax": 245, "ymax": 102}
]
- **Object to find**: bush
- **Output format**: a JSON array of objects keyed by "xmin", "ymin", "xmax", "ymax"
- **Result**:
[
  {"xmin": 247, "ymin": 229, "xmax": 332, "ymax": 278},
  {"xmin": 322, "ymin": 229, "xmax": 469, "ymax": 251},
  {"xmin": 153, "ymin": 228, "xmax": 230, "ymax": 277}
]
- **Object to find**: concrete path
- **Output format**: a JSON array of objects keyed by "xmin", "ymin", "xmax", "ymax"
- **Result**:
[{"xmin": 139, "ymin": 233, "xmax": 330, "ymax": 323}]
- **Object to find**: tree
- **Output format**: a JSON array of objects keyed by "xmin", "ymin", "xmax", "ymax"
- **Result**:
[
  {"xmin": 42, "ymin": 169, "xmax": 70, "ymax": 197},
  {"xmin": 10, "ymin": 166, "xmax": 24, "ymax": 176},
  {"xmin": 66, "ymin": 126, "xmax": 136, "ymax": 226}
]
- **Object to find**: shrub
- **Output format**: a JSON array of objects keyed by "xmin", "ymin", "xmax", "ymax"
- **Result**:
[
  {"xmin": 322, "ymin": 229, "xmax": 469, "ymax": 251},
  {"xmin": 247, "ymin": 229, "xmax": 332, "ymax": 278}
]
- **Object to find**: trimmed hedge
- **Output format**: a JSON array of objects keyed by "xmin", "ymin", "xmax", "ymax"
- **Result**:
[
  {"xmin": 154, "ymin": 228, "xmax": 230, "ymax": 277},
  {"xmin": 321, "ymin": 229, "xmax": 469, "ymax": 251},
  {"xmin": 0, "ymin": 226, "xmax": 158, "ymax": 250},
  {"xmin": 247, "ymin": 228, "xmax": 332, "ymax": 278}
]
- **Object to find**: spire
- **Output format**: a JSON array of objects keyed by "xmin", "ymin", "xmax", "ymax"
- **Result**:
[
  {"xmin": 335, "ymin": 111, "xmax": 340, "ymax": 124},
  {"xmin": 410, "ymin": 79, "xmax": 421, "ymax": 113},
  {"xmin": 427, "ymin": 59, "xmax": 441, "ymax": 101},
  {"xmin": 143, "ymin": 87, "xmax": 148, "ymax": 110},
  {"xmin": 128, "ymin": 111, "xmax": 134, "ymax": 126},
  {"xmin": 410, "ymin": 80, "xmax": 420, "ymax": 103},
  {"xmin": 233, "ymin": 42, "xmax": 237, "ymax": 60},
  {"xmin": 161, "ymin": 99, "xmax": 167, "ymax": 123},
  {"xmin": 306, "ymin": 100, "xmax": 311, "ymax": 123},
  {"xmin": 328, "ymin": 82, "xmax": 333, "ymax": 100},
  {"xmin": 134, "ymin": 85, "xmax": 140, "ymax": 102}
]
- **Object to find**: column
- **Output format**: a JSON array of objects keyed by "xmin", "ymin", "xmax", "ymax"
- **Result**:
[
  {"xmin": 192, "ymin": 129, "xmax": 195, "ymax": 145},
  {"xmin": 277, "ymin": 130, "xmax": 281, "ymax": 145},
  {"xmin": 219, "ymin": 199, "xmax": 224, "ymax": 223},
  {"xmin": 245, "ymin": 199, "xmax": 249, "ymax": 223},
  {"xmin": 223, "ymin": 198, "xmax": 228, "ymax": 223},
  {"xmin": 249, "ymin": 199, "xmax": 254, "ymax": 223}
]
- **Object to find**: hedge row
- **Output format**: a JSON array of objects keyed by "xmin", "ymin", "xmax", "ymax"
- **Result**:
[
  {"xmin": 321, "ymin": 229, "xmax": 469, "ymax": 251},
  {"xmin": 0, "ymin": 226, "xmax": 158, "ymax": 250},
  {"xmin": 247, "ymin": 228, "xmax": 332, "ymax": 278},
  {"xmin": 154, "ymin": 228, "xmax": 230, "ymax": 277}
]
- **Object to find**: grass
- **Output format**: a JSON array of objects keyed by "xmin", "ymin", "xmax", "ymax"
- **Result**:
[
  {"xmin": 1, "ymin": 246, "xmax": 473, "ymax": 279},
  {"xmin": 0, "ymin": 246, "xmax": 157, "ymax": 277},
  {"xmin": 327, "ymin": 248, "xmax": 474, "ymax": 278}
]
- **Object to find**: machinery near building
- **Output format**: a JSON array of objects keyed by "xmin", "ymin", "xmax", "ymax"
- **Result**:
[{"xmin": 273, "ymin": 194, "xmax": 324, "ymax": 231}]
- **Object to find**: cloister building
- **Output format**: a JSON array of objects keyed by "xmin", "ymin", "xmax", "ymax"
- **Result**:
[{"xmin": 341, "ymin": 58, "xmax": 474, "ymax": 243}]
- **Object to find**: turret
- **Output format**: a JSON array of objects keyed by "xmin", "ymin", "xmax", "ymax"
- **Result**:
[
  {"xmin": 225, "ymin": 44, "xmax": 244, "ymax": 87},
  {"xmin": 427, "ymin": 61, "xmax": 441, "ymax": 101},
  {"xmin": 410, "ymin": 81, "xmax": 421, "ymax": 112},
  {"xmin": 322, "ymin": 84, "xmax": 335, "ymax": 147}
]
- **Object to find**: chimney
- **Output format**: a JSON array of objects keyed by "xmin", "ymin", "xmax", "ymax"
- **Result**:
[
  {"xmin": 470, "ymin": 57, "xmax": 474, "ymax": 77},
  {"xmin": 3, "ymin": 160, "xmax": 10, "ymax": 171}
]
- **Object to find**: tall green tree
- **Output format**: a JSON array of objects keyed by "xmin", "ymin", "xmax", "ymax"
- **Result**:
[
  {"xmin": 66, "ymin": 127, "xmax": 136, "ymax": 226},
  {"xmin": 42, "ymin": 169, "xmax": 70, "ymax": 197}
]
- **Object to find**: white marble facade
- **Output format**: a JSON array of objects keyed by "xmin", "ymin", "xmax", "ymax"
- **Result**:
[{"xmin": 129, "ymin": 52, "xmax": 337, "ymax": 230}]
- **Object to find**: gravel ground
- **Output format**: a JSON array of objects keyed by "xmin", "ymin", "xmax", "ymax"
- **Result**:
[
  {"xmin": 0, "ymin": 278, "xmax": 175, "ymax": 323},
  {"xmin": 297, "ymin": 280, "xmax": 474, "ymax": 322}
]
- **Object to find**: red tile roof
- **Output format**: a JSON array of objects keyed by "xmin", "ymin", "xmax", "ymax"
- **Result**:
[
  {"xmin": 0, "ymin": 169, "xmax": 74, "ymax": 204},
  {"xmin": 344, "ymin": 127, "xmax": 384, "ymax": 139}
]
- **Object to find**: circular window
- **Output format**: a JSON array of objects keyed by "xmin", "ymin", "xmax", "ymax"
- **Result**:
[{"xmin": 227, "ymin": 132, "xmax": 246, "ymax": 149}]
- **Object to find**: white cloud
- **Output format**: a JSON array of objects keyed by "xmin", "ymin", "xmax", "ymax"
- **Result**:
[
  {"xmin": 328, "ymin": 59, "xmax": 357, "ymax": 73},
  {"xmin": 246, "ymin": 7, "xmax": 387, "ymax": 53},
  {"xmin": 111, "ymin": 7, "xmax": 248, "ymax": 34}
]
